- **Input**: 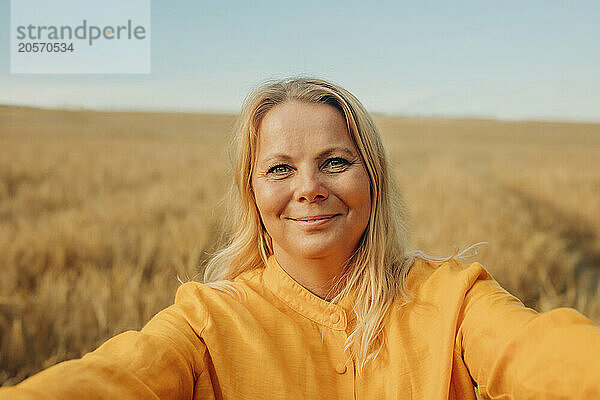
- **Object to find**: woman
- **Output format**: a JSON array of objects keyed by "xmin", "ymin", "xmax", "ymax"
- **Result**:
[{"xmin": 2, "ymin": 77, "xmax": 599, "ymax": 399}]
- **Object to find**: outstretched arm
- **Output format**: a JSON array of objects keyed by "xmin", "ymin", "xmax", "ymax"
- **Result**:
[
  {"xmin": 0, "ymin": 283, "xmax": 209, "ymax": 400},
  {"xmin": 457, "ymin": 264, "xmax": 600, "ymax": 399}
]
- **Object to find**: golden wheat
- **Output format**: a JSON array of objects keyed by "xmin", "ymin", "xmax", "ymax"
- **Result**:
[{"xmin": 1, "ymin": 107, "xmax": 599, "ymax": 386}]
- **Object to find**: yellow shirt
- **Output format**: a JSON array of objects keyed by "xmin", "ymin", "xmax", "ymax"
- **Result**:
[{"xmin": 2, "ymin": 256, "xmax": 599, "ymax": 399}]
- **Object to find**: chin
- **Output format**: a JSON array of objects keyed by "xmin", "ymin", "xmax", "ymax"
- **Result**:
[{"xmin": 288, "ymin": 241, "xmax": 340, "ymax": 259}]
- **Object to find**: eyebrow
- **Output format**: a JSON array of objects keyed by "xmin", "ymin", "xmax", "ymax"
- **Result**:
[{"xmin": 260, "ymin": 147, "xmax": 357, "ymax": 165}]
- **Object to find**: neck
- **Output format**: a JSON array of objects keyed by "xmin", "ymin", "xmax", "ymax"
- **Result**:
[{"xmin": 272, "ymin": 246, "xmax": 350, "ymax": 301}]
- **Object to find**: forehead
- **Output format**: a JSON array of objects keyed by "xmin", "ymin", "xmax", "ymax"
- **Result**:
[{"xmin": 255, "ymin": 101, "xmax": 355, "ymax": 158}]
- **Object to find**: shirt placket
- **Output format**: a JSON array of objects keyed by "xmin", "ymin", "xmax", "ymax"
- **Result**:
[{"xmin": 327, "ymin": 305, "xmax": 357, "ymax": 399}]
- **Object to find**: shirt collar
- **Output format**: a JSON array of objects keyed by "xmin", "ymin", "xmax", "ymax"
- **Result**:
[{"xmin": 263, "ymin": 254, "xmax": 356, "ymax": 331}]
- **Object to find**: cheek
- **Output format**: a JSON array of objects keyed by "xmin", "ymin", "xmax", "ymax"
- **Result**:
[
  {"xmin": 253, "ymin": 182, "xmax": 288, "ymax": 219},
  {"xmin": 346, "ymin": 170, "xmax": 371, "ymax": 214},
  {"xmin": 348, "ymin": 175, "xmax": 372, "ymax": 237},
  {"xmin": 357, "ymin": 186, "xmax": 372, "ymax": 225}
]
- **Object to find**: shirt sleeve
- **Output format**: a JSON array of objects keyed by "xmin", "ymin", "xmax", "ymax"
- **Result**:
[
  {"xmin": 456, "ymin": 262, "xmax": 600, "ymax": 399},
  {"xmin": 0, "ymin": 282, "xmax": 209, "ymax": 400}
]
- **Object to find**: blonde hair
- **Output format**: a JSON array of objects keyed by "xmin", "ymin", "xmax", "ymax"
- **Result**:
[{"xmin": 203, "ymin": 77, "xmax": 482, "ymax": 373}]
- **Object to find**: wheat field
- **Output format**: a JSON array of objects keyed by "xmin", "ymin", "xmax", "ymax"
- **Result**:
[{"xmin": 1, "ymin": 106, "xmax": 599, "ymax": 386}]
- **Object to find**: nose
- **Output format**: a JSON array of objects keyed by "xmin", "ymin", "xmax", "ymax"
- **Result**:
[{"xmin": 295, "ymin": 170, "xmax": 328, "ymax": 203}]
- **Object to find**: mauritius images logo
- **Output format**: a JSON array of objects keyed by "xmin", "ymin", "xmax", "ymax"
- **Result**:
[
  {"xmin": 10, "ymin": 0, "xmax": 151, "ymax": 74},
  {"xmin": 15, "ymin": 19, "xmax": 147, "ymax": 46}
]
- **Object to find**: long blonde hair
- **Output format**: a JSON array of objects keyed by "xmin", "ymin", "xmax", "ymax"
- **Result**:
[{"xmin": 203, "ymin": 77, "xmax": 478, "ymax": 373}]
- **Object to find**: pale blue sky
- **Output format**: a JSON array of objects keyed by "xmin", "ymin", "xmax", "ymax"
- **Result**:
[{"xmin": 1, "ymin": 0, "xmax": 599, "ymax": 121}]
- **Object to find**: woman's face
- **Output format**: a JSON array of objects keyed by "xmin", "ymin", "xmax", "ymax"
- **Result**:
[{"xmin": 251, "ymin": 101, "xmax": 371, "ymax": 263}]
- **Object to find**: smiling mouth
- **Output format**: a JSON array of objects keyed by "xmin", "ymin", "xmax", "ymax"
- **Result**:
[{"xmin": 289, "ymin": 214, "xmax": 340, "ymax": 225}]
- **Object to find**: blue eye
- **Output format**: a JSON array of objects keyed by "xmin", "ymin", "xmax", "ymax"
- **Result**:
[
  {"xmin": 267, "ymin": 164, "xmax": 291, "ymax": 175},
  {"xmin": 323, "ymin": 158, "xmax": 350, "ymax": 169}
]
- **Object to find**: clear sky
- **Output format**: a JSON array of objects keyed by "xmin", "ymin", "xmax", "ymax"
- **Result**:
[{"xmin": 1, "ymin": 0, "xmax": 599, "ymax": 121}]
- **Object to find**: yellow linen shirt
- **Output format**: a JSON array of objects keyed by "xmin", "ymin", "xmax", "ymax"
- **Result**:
[{"xmin": 2, "ymin": 256, "xmax": 600, "ymax": 399}]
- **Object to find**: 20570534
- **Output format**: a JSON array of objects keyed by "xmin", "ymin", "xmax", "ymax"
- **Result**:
[{"xmin": 18, "ymin": 42, "xmax": 74, "ymax": 52}]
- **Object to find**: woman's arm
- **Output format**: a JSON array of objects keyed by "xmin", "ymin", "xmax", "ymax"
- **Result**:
[
  {"xmin": 456, "ymin": 264, "xmax": 600, "ymax": 399},
  {"xmin": 0, "ymin": 282, "xmax": 208, "ymax": 400}
]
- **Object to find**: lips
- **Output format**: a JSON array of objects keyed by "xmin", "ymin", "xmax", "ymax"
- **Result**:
[
  {"xmin": 288, "ymin": 214, "xmax": 340, "ymax": 227},
  {"xmin": 292, "ymin": 214, "xmax": 338, "ymax": 221}
]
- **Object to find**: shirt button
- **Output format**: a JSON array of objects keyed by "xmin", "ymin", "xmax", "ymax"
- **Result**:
[
  {"xmin": 335, "ymin": 362, "xmax": 347, "ymax": 374},
  {"xmin": 330, "ymin": 313, "xmax": 340, "ymax": 324}
]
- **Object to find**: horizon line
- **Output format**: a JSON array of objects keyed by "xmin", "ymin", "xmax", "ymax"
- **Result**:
[{"xmin": 1, "ymin": 102, "xmax": 600, "ymax": 125}]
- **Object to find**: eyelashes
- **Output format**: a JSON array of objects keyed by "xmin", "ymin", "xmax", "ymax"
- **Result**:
[
  {"xmin": 267, "ymin": 164, "xmax": 291, "ymax": 175},
  {"xmin": 324, "ymin": 158, "xmax": 350, "ymax": 169},
  {"xmin": 266, "ymin": 157, "xmax": 352, "ymax": 176}
]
